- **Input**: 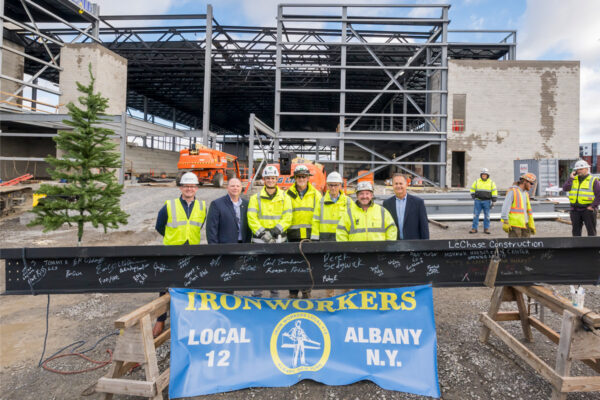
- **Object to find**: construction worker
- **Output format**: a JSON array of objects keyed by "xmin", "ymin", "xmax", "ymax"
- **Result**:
[
  {"xmin": 469, "ymin": 168, "xmax": 498, "ymax": 234},
  {"xmin": 247, "ymin": 165, "xmax": 292, "ymax": 297},
  {"xmin": 562, "ymin": 159, "xmax": 599, "ymax": 236},
  {"xmin": 153, "ymin": 171, "xmax": 206, "ymax": 336},
  {"xmin": 337, "ymin": 181, "xmax": 397, "ymax": 242},
  {"xmin": 500, "ymin": 173, "xmax": 536, "ymax": 238},
  {"xmin": 310, "ymin": 171, "xmax": 351, "ymax": 297},
  {"xmin": 286, "ymin": 164, "xmax": 322, "ymax": 299}
]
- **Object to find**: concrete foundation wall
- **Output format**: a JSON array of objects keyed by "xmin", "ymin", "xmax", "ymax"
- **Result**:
[
  {"xmin": 58, "ymin": 44, "xmax": 128, "ymax": 115},
  {"xmin": 446, "ymin": 60, "xmax": 580, "ymax": 189},
  {"xmin": 125, "ymin": 145, "xmax": 180, "ymax": 176},
  {"xmin": 1, "ymin": 39, "xmax": 25, "ymax": 105}
]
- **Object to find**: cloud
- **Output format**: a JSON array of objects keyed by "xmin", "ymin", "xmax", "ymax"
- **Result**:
[
  {"xmin": 518, "ymin": 0, "xmax": 600, "ymax": 143},
  {"xmin": 96, "ymin": 0, "xmax": 175, "ymax": 16},
  {"xmin": 469, "ymin": 15, "xmax": 484, "ymax": 30}
]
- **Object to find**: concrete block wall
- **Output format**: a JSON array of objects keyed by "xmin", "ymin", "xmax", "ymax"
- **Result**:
[
  {"xmin": 58, "ymin": 44, "xmax": 127, "ymax": 115},
  {"xmin": 446, "ymin": 60, "xmax": 580, "ymax": 190},
  {"xmin": 125, "ymin": 145, "xmax": 181, "ymax": 176},
  {"xmin": 0, "ymin": 136, "xmax": 54, "ymax": 180},
  {"xmin": 1, "ymin": 39, "xmax": 25, "ymax": 105}
]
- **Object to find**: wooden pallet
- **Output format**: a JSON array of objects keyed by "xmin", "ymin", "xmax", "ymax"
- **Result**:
[
  {"xmin": 95, "ymin": 294, "xmax": 171, "ymax": 399},
  {"xmin": 480, "ymin": 285, "xmax": 600, "ymax": 399}
]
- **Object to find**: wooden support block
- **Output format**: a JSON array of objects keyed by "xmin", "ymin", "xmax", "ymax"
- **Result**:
[
  {"xmin": 570, "ymin": 328, "xmax": 600, "ymax": 360},
  {"xmin": 484, "ymin": 255, "xmax": 501, "ymax": 288},
  {"xmin": 156, "ymin": 368, "xmax": 170, "ymax": 393},
  {"xmin": 115, "ymin": 294, "xmax": 171, "ymax": 329},
  {"xmin": 551, "ymin": 310, "xmax": 577, "ymax": 400},
  {"xmin": 96, "ymin": 377, "xmax": 156, "ymax": 397},
  {"xmin": 480, "ymin": 313, "xmax": 563, "ymax": 390},
  {"xmin": 140, "ymin": 314, "xmax": 163, "ymax": 400},
  {"xmin": 561, "ymin": 376, "xmax": 600, "ymax": 392},
  {"xmin": 113, "ymin": 325, "xmax": 146, "ymax": 363},
  {"xmin": 480, "ymin": 286, "xmax": 506, "ymax": 344},
  {"xmin": 495, "ymin": 311, "xmax": 520, "ymax": 321}
]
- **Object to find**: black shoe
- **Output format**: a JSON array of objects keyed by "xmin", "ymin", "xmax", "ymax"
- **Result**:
[{"xmin": 469, "ymin": 229, "xmax": 477, "ymax": 234}]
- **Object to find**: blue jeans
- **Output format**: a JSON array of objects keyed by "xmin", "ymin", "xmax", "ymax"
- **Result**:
[{"xmin": 472, "ymin": 199, "xmax": 491, "ymax": 230}]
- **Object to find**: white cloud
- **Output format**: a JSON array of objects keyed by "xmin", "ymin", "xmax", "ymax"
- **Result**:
[
  {"xmin": 518, "ymin": 0, "xmax": 600, "ymax": 143},
  {"xmin": 469, "ymin": 15, "xmax": 484, "ymax": 30},
  {"xmin": 95, "ymin": 0, "xmax": 175, "ymax": 16}
]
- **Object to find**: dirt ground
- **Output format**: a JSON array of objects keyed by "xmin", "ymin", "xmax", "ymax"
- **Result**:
[{"xmin": 0, "ymin": 184, "xmax": 598, "ymax": 400}]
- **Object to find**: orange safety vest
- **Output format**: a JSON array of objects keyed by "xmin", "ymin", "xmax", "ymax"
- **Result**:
[{"xmin": 508, "ymin": 187, "xmax": 532, "ymax": 228}]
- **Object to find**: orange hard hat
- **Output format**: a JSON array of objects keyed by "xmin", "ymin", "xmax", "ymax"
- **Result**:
[{"xmin": 520, "ymin": 172, "xmax": 536, "ymax": 184}]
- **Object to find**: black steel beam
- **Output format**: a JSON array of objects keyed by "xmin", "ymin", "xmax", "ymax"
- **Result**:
[{"xmin": 2, "ymin": 238, "xmax": 599, "ymax": 295}]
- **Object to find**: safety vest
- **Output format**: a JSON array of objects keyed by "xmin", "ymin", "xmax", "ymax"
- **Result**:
[
  {"xmin": 470, "ymin": 178, "xmax": 498, "ymax": 200},
  {"xmin": 163, "ymin": 198, "xmax": 206, "ymax": 245},
  {"xmin": 336, "ymin": 201, "xmax": 397, "ymax": 242},
  {"xmin": 507, "ymin": 187, "xmax": 532, "ymax": 229},
  {"xmin": 311, "ymin": 191, "xmax": 351, "ymax": 241},
  {"xmin": 247, "ymin": 186, "xmax": 293, "ymax": 236},
  {"xmin": 286, "ymin": 183, "xmax": 322, "ymax": 240},
  {"xmin": 568, "ymin": 175, "xmax": 597, "ymax": 206}
]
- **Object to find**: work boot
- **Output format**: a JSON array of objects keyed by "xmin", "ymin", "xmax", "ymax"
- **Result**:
[
  {"xmin": 152, "ymin": 321, "xmax": 165, "ymax": 338},
  {"xmin": 469, "ymin": 229, "xmax": 477, "ymax": 234},
  {"xmin": 484, "ymin": 228, "xmax": 491, "ymax": 234},
  {"xmin": 325, "ymin": 289, "xmax": 335, "ymax": 297},
  {"xmin": 269, "ymin": 290, "xmax": 279, "ymax": 298},
  {"xmin": 301, "ymin": 290, "xmax": 311, "ymax": 299},
  {"xmin": 288, "ymin": 292, "xmax": 299, "ymax": 299}
]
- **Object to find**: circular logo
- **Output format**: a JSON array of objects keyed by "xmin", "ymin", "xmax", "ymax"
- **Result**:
[{"xmin": 270, "ymin": 312, "xmax": 331, "ymax": 375}]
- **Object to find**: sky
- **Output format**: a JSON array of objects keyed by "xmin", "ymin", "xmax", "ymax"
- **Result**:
[{"xmin": 30, "ymin": 0, "xmax": 600, "ymax": 142}]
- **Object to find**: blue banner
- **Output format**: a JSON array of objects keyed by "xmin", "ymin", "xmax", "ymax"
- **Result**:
[{"xmin": 169, "ymin": 286, "xmax": 440, "ymax": 398}]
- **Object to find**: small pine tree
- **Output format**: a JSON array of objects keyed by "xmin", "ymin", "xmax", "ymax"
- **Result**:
[{"xmin": 29, "ymin": 64, "xmax": 129, "ymax": 244}]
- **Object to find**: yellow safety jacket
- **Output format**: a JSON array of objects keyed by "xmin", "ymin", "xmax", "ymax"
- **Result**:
[
  {"xmin": 470, "ymin": 178, "xmax": 498, "ymax": 200},
  {"xmin": 163, "ymin": 198, "xmax": 206, "ymax": 245},
  {"xmin": 507, "ymin": 186, "xmax": 534, "ymax": 229},
  {"xmin": 286, "ymin": 183, "xmax": 322, "ymax": 241},
  {"xmin": 336, "ymin": 201, "xmax": 397, "ymax": 242},
  {"xmin": 247, "ymin": 186, "xmax": 292, "ymax": 237},
  {"xmin": 568, "ymin": 175, "xmax": 597, "ymax": 206},
  {"xmin": 311, "ymin": 191, "xmax": 351, "ymax": 241}
]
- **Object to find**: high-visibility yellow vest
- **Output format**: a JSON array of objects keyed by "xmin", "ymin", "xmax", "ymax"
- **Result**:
[
  {"xmin": 247, "ymin": 186, "xmax": 292, "ymax": 236},
  {"xmin": 470, "ymin": 178, "xmax": 498, "ymax": 200},
  {"xmin": 568, "ymin": 175, "xmax": 597, "ymax": 206},
  {"xmin": 163, "ymin": 198, "xmax": 206, "ymax": 245},
  {"xmin": 311, "ymin": 191, "xmax": 351, "ymax": 241},
  {"xmin": 286, "ymin": 183, "xmax": 322, "ymax": 240},
  {"xmin": 336, "ymin": 201, "xmax": 397, "ymax": 242},
  {"xmin": 507, "ymin": 187, "xmax": 532, "ymax": 229}
]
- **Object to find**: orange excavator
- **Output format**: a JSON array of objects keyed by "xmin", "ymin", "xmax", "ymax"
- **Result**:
[{"xmin": 177, "ymin": 143, "xmax": 246, "ymax": 187}]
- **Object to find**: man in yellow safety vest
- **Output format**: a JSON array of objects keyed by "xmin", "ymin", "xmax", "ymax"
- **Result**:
[
  {"xmin": 337, "ymin": 181, "xmax": 397, "ymax": 242},
  {"xmin": 469, "ymin": 167, "xmax": 498, "ymax": 234},
  {"xmin": 500, "ymin": 173, "xmax": 536, "ymax": 238},
  {"xmin": 286, "ymin": 164, "xmax": 322, "ymax": 299},
  {"xmin": 310, "ymin": 171, "xmax": 350, "ymax": 297},
  {"xmin": 153, "ymin": 171, "xmax": 206, "ymax": 336},
  {"xmin": 247, "ymin": 165, "xmax": 292, "ymax": 297},
  {"xmin": 562, "ymin": 159, "xmax": 599, "ymax": 236}
]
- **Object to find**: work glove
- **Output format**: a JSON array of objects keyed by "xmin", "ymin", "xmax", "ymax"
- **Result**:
[
  {"xmin": 270, "ymin": 226, "xmax": 282, "ymax": 237},
  {"xmin": 528, "ymin": 215, "xmax": 536, "ymax": 235},
  {"xmin": 471, "ymin": 193, "xmax": 475, "ymax": 199},
  {"xmin": 260, "ymin": 230, "xmax": 273, "ymax": 243},
  {"xmin": 268, "ymin": 237, "xmax": 278, "ymax": 244},
  {"xmin": 501, "ymin": 219, "xmax": 511, "ymax": 233},
  {"xmin": 528, "ymin": 226, "xmax": 536, "ymax": 235}
]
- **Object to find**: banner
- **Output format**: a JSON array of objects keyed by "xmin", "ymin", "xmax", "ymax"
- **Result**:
[{"xmin": 169, "ymin": 286, "xmax": 440, "ymax": 398}]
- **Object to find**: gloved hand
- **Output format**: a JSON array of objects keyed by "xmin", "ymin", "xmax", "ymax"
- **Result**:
[
  {"xmin": 528, "ymin": 216, "xmax": 536, "ymax": 235},
  {"xmin": 260, "ymin": 230, "xmax": 273, "ymax": 243},
  {"xmin": 529, "ymin": 225, "xmax": 536, "ymax": 235},
  {"xmin": 501, "ymin": 219, "xmax": 511, "ymax": 233},
  {"xmin": 268, "ymin": 237, "xmax": 278, "ymax": 244},
  {"xmin": 471, "ymin": 193, "xmax": 475, "ymax": 199},
  {"xmin": 270, "ymin": 226, "xmax": 282, "ymax": 237}
]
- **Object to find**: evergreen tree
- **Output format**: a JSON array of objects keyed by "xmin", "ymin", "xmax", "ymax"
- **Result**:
[{"xmin": 29, "ymin": 64, "xmax": 128, "ymax": 244}]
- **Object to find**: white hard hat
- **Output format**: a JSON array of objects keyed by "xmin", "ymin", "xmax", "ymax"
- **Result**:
[
  {"xmin": 480, "ymin": 168, "xmax": 490, "ymax": 175},
  {"xmin": 356, "ymin": 181, "xmax": 374, "ymax": 193},
  {"xmin": 262, "ymin": 165, "xmax": 279, "ymax": 177},
  {"xmin": 326, "ymin": 171, "xmax": 343, "ymax": 184},
  {"xmin": 293, "ymin": 164, "xmax": 312, "ymax": 176},
  {"xmin": 180, "ymin": 172, "xmax": 199, "ymax": 185},
  {"xmin": 573, "ymin": 159, "xmax": 590, "ymax": 170}
]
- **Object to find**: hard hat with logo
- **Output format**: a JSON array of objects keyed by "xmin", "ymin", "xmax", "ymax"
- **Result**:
[
  {"xmin": 480, "ymin": 168, "xmax": 490, "ymax": 175},
  {"xmin": 520, "ymin": 172, "xmax": 537, "ymax": 184},
  {"xmin": 293, "ymin": 164, "xmax": 312, "ymax": 177},
  {"xmin": 356, "ymin": 181, "xmax": 374, "ymax": 193},
  {"xmin": 326, "ymin": 171, "xmax": 343, "ymax": 184},
  {"xmin": 179, "ymin": 172, "xmax": 199, "ymax": 185},
  {"xmin": 262, "ymin": 165, "xmax": 279, "ymax": 178},
  {"xmin": 573, "ymin": 159, "xmax": 591, "ymax": 170}
]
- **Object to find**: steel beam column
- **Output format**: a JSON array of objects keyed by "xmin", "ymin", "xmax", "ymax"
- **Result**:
[{"xmin": 202, "ymin": 4, "xmax": 213, "ymax": 147}]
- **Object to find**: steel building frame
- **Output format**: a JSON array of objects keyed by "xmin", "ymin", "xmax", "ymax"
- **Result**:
[{"xmin": 2, "ymin": 1, "xmax": 516, "ymax": 186}]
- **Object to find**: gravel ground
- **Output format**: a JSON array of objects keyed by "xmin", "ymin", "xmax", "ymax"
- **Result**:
[{"xmin": 0, "ymin": 184, "xmax": 598, "ymax": 400}]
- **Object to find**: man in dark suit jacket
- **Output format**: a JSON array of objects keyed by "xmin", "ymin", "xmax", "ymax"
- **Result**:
[
  {"xmin": 206, "ymin": 178, "xmax": 251, "ymax": 244},
  {"xmin": 383, "ymin": 173, "xmax": 430, "ymax": 240}
]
